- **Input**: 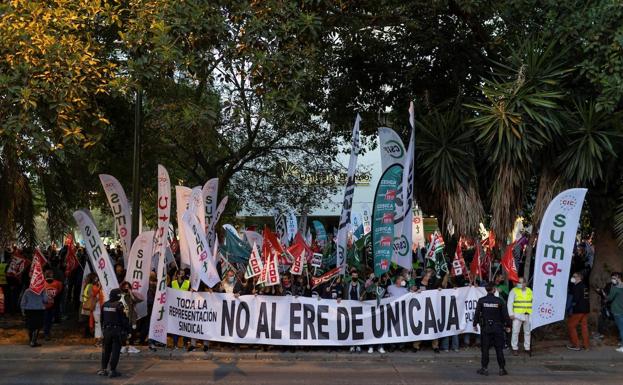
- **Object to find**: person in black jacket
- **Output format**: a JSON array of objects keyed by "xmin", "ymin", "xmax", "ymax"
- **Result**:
[
  {"xmin": 473, "ymin": 283, "xmax": 511, "ymax": 376},
  {"xmin": 98, "ymin": 288, "xmax": 130, "ymax": 378},
  {"xmin": 566, "ymin": 272, "xmax": 590, "ymax": 351}
]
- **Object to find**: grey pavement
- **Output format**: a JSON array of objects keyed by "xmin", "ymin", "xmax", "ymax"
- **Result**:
[{"xmin": 0, "ymin": 344, "xmax": 621, "ymax": 385}]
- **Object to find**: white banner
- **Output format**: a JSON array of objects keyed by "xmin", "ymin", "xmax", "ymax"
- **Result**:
[
  {"xmin": 378, "ymin": 127, "xmax": 406, "ymax": 173},
  {"xmin": 165, "ymin": 286, "xmax": 485, "ymax": 346},
  {"xmin": 412, "ymin": 209, "xmax": 426, "ymax": 249},
  {"xmin": 532, "ymin": 188, "xmax": 587, "ymax": 329},
  {"xmin": 207, "ymin": 196, "xmax": 228, "ymax": 250},
  {"xmin": 286, "ymin": 210, "xmax": 298, "ymax": 243},
  {"xmin": 202, "ymin": 178, "xmax": 218, "ymax": 234},
  {"xmin": 176, "ymin": 186, "xmax": 193, "ymax": 266},
  {"xmin": 181, "ymin": 209, "xmax": 221, "ymax": 290},
  {"xmin": 149, "ymin": 165, "xmax": 171, "ymax": 344},
  {"xmin": 393, "ymin": 107, "xmax": 415, "ymax": 269},
  {"xmin": 361, "ymin": 204, "xmax": 372, "ymax": 235},
  {"xmin": 124, "ymin": 230, "xmax": 154, "ymax": 319},
  {"xmin": 73, "ymin": 209, "xmax": 119, "ymax": 299},
  {"xmin": 273, "ymin": 210, "xmax": 289, "ymax": 246},
  {"xmin": 98, "ymin": 174, "xmax": 132, "ymax": 265},
  {"xmin": 245, "ymin": 243, "xmax": 263, "ymax": 279},
  {"xmin": 336, "ymin": 114, "xmax": 361, "ymax": 272}
]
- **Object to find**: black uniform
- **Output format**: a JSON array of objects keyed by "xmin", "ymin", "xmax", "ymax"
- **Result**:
[
  {"xmin": 100, "ymin": 298, "xmax": 130, "ymax": 373},
  {"xmin": 473, "ymin": 293, "xmax": 511, "ymax": 370}
]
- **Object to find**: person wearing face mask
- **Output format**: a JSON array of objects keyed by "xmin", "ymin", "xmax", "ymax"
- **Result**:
[
  {"xmin": 221, "ymin": 269, "xmax": 242, "ymax": 297},
  {"xmin": 566, "ymin": 272, "xmax": 590, "ymax": 351},
  {"xmin": 343, "ymin": 270, "xmax": 363, "ymax": 353},
  {"xmin": 119, "ymin": 281, "xmax": 144, "ymax": 354},
  {"xmin": 605, "ymin": 272, "xmax": 623, "ymax": 352},
  {"xmin": 507, "ymin": 277, "xmax": 532, "ymax": 356},
  {"xmin": 42, "ymin": 269, "xmax": 63, "ymax": 341}
]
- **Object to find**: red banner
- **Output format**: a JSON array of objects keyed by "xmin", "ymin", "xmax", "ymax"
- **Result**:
[{"xmin": 29, "ymin": 249, "xmax": 46, "ymax": 295}]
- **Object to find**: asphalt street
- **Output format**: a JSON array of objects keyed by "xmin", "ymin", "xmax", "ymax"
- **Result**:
[{"xmin": 0, "ymin": 345, "xmax": 620, "ymax": 385}]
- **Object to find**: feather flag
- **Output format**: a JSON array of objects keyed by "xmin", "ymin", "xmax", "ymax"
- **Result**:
[{"xmin": 245, "ymin": 243, "xmax": 263, "ymax": 279}]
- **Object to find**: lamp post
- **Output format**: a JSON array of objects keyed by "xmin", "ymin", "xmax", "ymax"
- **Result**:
[{"xmin": 131, "ymin": 87, "xmax": 142, "ymax": 244}]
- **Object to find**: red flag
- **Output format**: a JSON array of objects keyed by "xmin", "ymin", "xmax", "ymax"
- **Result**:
[
  {"xmin": 311, "ymin": 267, "xmax": 341, "ymax": 287},
  {"xmin": 501, "ymin": 242, "xmax": 519, "ymax": 283},
  {"xmin": 488, "ymin": 230, "xmax": 496, "ymax": 250},
  {"xmin": 451, "ymin": 240, "xmax": 467, "ymax": 278},
  {"xmin": 470, "ymin": 240, "xmax": 481, "ymax": 279},
  {"xmin": 287, "ymin": 232, "xmax": 313, "ymax": 263},
  {"xmin": 263, "ymin": 227, "xmax": 289, "ymax": 265},
  {"xmin": 29, "ymin": 249, "xmax": 46, "ymax": 295},
  {"xmin": 64, "ymin": 234, "xmax": 79, "ymax": 278},
  {"xmin": 6, "ymin": 249, "xmax": 30, "ymax": 282}
]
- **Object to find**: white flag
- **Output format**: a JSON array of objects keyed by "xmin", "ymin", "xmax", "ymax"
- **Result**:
[
  {"xmin": 175, "ymin": 186, "xmax": 193, "ymax": 266},
  {"xmin": 149, "ymin": 165, "xmax": 171, "ymax": 344},
  {"xmin": 124, "ymin": 230, "xmax": 154, "ymax": 319},
  {"xmin": 336, "ymin": 114, "xmax": 361, "ymax": 272},
  {"xmin": 532, "ymin": 188, "xmax": 587, "ymax": 330},
  {"xmin": 207, "ymin": 196, "xmax": 228, "ymax": 250},
  {"xmin": 245, "ymin": 242, "xmax": 263, "ymax": 279},
  {"xmin": 202, "ymin": 178, "xmax": 218, "ymax": 233},
  {"xmin": 73, "ymin": 209, "xmax": 119, "ymax": 299},
  {"xmin": 244, "ymin": 230, "xmax": 263, "ymax": 250},
  {"xmin": 181, "ymin": 209, "xmax": 220, "ymax": 290},
  {"xmin": 98, "ymin": 174, "xmax": 132, "ymax": 266}
]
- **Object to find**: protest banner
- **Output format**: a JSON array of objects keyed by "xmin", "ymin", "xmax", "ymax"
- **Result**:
[
  {"xmin": 99, "ymin": 174, "xmax": 132, "ymax": 264},
  {"xmin": 336, "ymin": 114, "xmax": 361, "ymax": 273},
  {"xmin": 124, "ymin": 230, "xmax": 154, "ymax": 319},
  {"xmin": 73, "ymin": 209, "xmax": 119, "ymax": 298},
  {"xmin": 149, "ymin": 165, "xmax": 171, "ymax": 344},
  {"xmin": 164, "ymin": 286, "xmax": 485, "ymax": 346},
  {"xmin": 372, "ymin": 164, "xmax": 402, "ymax": 277},
  {"xmin": 532, "ymin": 188, "xmax": 587, "ymax": 329}
]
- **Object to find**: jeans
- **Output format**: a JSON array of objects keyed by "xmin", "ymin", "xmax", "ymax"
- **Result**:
[
  {"xmin": 440, "ymin": 335, "xmax": 459, "ymax": 351},
  {"xmin": 614, "ymin": 314, "xmax": 623, "ymax": 344}
]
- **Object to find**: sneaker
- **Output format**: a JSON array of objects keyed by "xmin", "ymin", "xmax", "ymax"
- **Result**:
[
  {"xmin": 499, "ymin": 368, "xmax": 508, "ymax": 376},
  {"xmin": 367, "ymin": 347, "xmax": 374, "ymax": 354},
  {"xmin": 96, "ymin": 369, "xmax": 108, "ymax": 376},
  {"xmin": 109, "ymin": 370, "xmax": 121, "ymax": 378},
  {"xmin": 378, "ymin": 347, "xmax": 386, "ymax": 354},
  {"xmin": 441, "ymin": 349, "xmax": 449, "ymax": 353},
  {"xmin": 203, "ymin": 345, "xmax": 209, "ymax": 352},
  {"xmin": 187, "ymin": 345, "xmax": 196, "ymax": 352},
  {"xmin": 452, "ymin": 349, "xmax": 460, "ymax": 353},
  {"xmin": 120, "ymin": 346, "xmax": 128, "ymax": 354},
  {"xmin": 477, "ymin": 368, "xmax": 488, "ymax": 376},
  {"xmin": 349, "ymin": 346, "xmax": 355, "ymax": 353},
  {"xmin": 355, "ymin": 346, "xmax": 361, "ymax": 353},
  {"xmin": 512, "ymin": 350, "xmax": 519, "ymax": 356},
  {"xmin": 566, "ymin": 345, "xmax": 581, "ymax": 351},
  {"xmin": 127, "ymin": 346, "xmax": 140, "ymax": 354},
  {"xmin": 526, "ymin": 350, "xmax": 532, "ymax": 357},
  {"xmin": 616, "ymin": 347, "xmax": 623, "ymax": 353},
  {"xmin": 433, "ymin": 348, "xmax": 440, "ymax": 354},
  {"xmin": 149, "ymin": 345, "xmax": 157, "ymax": 352}
]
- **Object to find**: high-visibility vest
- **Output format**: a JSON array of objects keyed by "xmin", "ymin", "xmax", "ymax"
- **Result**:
[
  {"xmin": 172, "ymin": 279, "xmax": 190, "ymax": 291},
  {"xmin": 512, "ymin": 287, "xmax": 533, "ymax": 314}
]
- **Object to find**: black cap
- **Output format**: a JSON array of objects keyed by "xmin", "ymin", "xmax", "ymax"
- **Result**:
[{"xmin": 110, "ymin": 288, "xmax": 122, "ymax": 301}]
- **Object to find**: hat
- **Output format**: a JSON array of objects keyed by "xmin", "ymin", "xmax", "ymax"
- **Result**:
[{"xmin": 110, "ymin": 288, "xmax": 122, "ymax": 301}]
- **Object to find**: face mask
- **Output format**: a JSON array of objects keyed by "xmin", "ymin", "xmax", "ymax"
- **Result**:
[
  {"xmin": 570, "ymin": 277, "xmax": 577, "ymax": 284},
  {"xmin": 400, "ymin": 280, "xmax": 406, "ymax": 287},
  {"xmin": 494, "ymin": 291, "xmax": 499, "ymax": 297},
  {"xmin": 405, "ymin": 274, "xmax": 412, "ymax": 281},
  {"xmin": 228, "ymin": 277, "xmax": 235, "ymax": 283}
]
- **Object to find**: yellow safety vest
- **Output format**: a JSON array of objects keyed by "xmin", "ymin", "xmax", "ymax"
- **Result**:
[
  {"xmin": 0, "ymin": 263, "xmax": 7, "ymax": 285},
  {"xmin": 172, "ymin": 279, "xmax": 190, "ymax": 291},
  {"xmin": 512, "ymin": 287, "xmax": 533, "ymax": 314}
]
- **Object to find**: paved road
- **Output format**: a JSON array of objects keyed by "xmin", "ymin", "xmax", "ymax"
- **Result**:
[{"xmin": 0, "ymin": 348, "xmax": 620, "ymax": 385}]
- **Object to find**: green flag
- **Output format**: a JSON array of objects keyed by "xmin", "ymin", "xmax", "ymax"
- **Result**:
[{"xmin": 220, "ymin": 227, "xmax": 252, "ymax": 264}]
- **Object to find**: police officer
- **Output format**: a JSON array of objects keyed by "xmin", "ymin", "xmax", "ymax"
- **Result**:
[
  {"xmin": 473, "ymin": 283, "xmax": 511, "ymax": 376},
  {"xmin": 97, "ymin": 288, "xmax": 130, "ymax": 378}
]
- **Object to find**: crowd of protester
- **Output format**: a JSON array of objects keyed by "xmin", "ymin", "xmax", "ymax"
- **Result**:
[{"xmin": 1, "ymin": 231, "xmax": 622, "ymax": 355}]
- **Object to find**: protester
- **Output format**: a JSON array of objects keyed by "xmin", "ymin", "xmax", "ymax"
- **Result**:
[
  {"xmin": 474, "ymin": 283, "xmax": 510, "ymax": 376},
  {"xmin": 605, "ymin": 272, "xmax": 623, "ymax": 352},
  {"xmin": 507, "ymin": 277, "xmax": 532, "ymax": 356},
  {"xmin": 20, "ymin": 287, "xmax": 49, "ymax": 347},
  {"xmin": 91, "ymin": 276, "xmax": 105, "ymax": 347},
  {"xmin": 343, "ymin": 269, "xmax": 363, "ymax": 353},
  {"xmin": 98, "ymin": 288, "xmax": 130, "ymax": 378},
  {"xmin": 119, "ymin": 281, "xmax": 143, "ymax": 354},
  {"xmin": 81, "ymin": 273, "xmax": 98, "ymax": 338},
  {"xmin": 413, "ymin": 269, "xmax": 440, "ymax": 353},
  {"xmin": 566, "ymin": 272, "xmax": 590, "ymax": 351},
  {"xmin": 170, "ymin": 269, "xmax": 190, "ymax": 350},
  {"xmin": 42, "ymin": 269, "xmax": 63, "ymax": 341},
  {"xmin": 440, "ymin": 279, "xmax": 459, "ymax": 353}
]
